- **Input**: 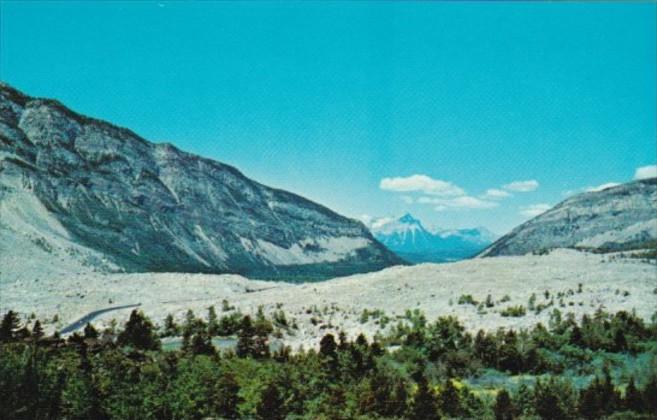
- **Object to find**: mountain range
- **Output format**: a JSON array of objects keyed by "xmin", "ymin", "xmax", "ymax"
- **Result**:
[
  {"xmin": 0, "ymin": 83, "xmax": 402, "ymax": 281},
  {"xmin": 480, "ymin": 179, "xmax": 657, "ymax": 257},
  {"xmin": 368, "ymin": 213, "xmax": 497, "ymax": 263}
]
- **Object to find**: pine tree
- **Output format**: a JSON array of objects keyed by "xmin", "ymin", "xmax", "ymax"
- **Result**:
[
  {"xmin": 207, "ymin": 306, "xmax": 219, "ymax": 336},
  {"xmin": 116, "ymin": 310, "xmax": 160, "ymax": 350},
  {"xmin": 494, "ymin": 389, "xmax": 514, "ymax": 420},
  {"xmin": 0, "ymin": 310, "xmax": 20, "ymax": 342},
  {"xmin": 408, "ymin": 372, "xmax": 439, "ymax": 420},
  {"xmin": 190, "ymin": 331, "xmax": 216, "ymax": 356},
  {"xmin": 256, "ymin": 381, "xmax": 285, "ymax": 420},
  {"xmin": 439, "ymin": 379, "xmax": 461, "ymax": 418},
  {"xmin": 319, "ymin": 333, "xmax": 338, "ymax": 373},
  {"xmin": 32, "ymin": 320, "xmax": 44, "ymax": 341},
  {"xmin": 162, "ymin": 314, "xmax": 179, "ymax": 337},
  {"xmin": 236, "ymin": 315, "xmax": 255, "ymax": 358},
  {"xmin": 623, "ymin": 377, "xmax": 642, "ymax": 412},
  {"xmin": 214, "ymin": 371, "xmax": 241, "ymax": 419},
  {"xmin": 83, "ymin": 323, "xmax": 99, "ymax": 339}
]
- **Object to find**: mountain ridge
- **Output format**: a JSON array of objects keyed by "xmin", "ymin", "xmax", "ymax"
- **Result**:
[
  {"xmin": 0, "ymin": 82, "xmax": 402, "ymax": 280},
  {"xmin": 479, "ymin": 178, "xmax": 657, "ymax": 257},
  {"xmin": 368, "ymin": 213, "xmax": 496, "ymax": 263}
]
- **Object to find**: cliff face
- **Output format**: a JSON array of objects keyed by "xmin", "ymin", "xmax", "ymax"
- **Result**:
[
  {"xmin": 0, "ymin": 83, "xmax": 401, "ymax": 280},
  {"xmin": 480, "ymin": 179, "xmax": 657, "ymax": 257}
]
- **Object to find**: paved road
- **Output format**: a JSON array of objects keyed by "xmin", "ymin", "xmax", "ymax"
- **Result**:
[{"xmin": 59, "ymin": 303, "xmax": 141, "ymax": 335}]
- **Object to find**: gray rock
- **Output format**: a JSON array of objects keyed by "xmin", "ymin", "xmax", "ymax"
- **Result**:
[
  {"xmin": 480, "ymin": 179, "xmax": 657, "ymax": 257},
  {"xmin": 0, "ymin": 83, "xmax": 402, "ymax": 280}
]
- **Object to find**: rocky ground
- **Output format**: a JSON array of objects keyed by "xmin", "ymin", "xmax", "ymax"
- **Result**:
[{"xmin": 2, "ymin": 248, "xmax": 655, "ymax": 350}]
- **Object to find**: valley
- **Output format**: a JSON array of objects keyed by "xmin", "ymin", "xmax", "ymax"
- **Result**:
[{"xmin": 3, "ymin": 248, "xmax": 654, "ymax": 350}]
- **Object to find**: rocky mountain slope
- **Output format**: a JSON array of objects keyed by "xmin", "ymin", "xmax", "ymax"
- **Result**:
[
  {"xmin": 370, "ymin": 213, "xmax": 496, "ymax": 263},
  {"xmin": 0, "ymin": 83, "xmax": 401, "ymax": 280},
  {"xmin": 480, "ymin": 179, "xmax": 657, "ymax": 257}
]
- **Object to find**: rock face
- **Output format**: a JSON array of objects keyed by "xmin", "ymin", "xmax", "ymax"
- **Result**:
[
  {"xmin": 370, "ymin": 213, "xmax": 496, "ymax": 263},
  {"xmin": 0, "ymin": 83, "xmax": 401, "ymax": 280},
  {"xmin": 480, "ymin": 179, "xmax": 657, "ymax": 257}
]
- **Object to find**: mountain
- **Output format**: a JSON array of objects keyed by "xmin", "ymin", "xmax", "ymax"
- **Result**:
[
  {"xmin": 0, "ymin": 83, "xmax": 402, "ymax": 280},
  {"xmin": 480, "ymin": 179, "xmax": 657, "ymax": 257},
  {"xmin": 368, "ymin": 213, "xmax": 497, "ymax": 263}
]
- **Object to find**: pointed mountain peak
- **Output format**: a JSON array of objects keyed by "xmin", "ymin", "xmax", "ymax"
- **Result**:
[{"xmin": 398, "ymin": 213, "xmax": 421, "ymax": 224}]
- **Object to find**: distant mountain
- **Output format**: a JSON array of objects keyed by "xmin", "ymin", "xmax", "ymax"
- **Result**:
[
  {"xmin": 368, "ymin": 213, "xmax": 497, "ymax": 263},
  {"xmin": 479, "ymin": 179, "xmax": 657, "ymax": 257},
  {"xmin": 0, "ymin": 83, "xmax": 402, "ymax": 281}
]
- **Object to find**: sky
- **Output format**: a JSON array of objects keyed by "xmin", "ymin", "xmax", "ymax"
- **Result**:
[{"xmin": 1, "ymin": 1, "xmax": 655, "ymax": 234}]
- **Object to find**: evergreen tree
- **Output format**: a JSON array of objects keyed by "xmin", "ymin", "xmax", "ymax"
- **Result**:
[
  {"xmin": 162, "ymin": 314, "xmax": 179, "ymax": 337},
  {"xmin": 623, "ymin": 377, "xmax": 642, "ymax": 412},
  {"xmin": 0, "ymin": 310, "xmax": 20, "ymax": 342},
  {"xmin": 408, "ymin": 372, "xmax": 439, "ymax": 420},
  {"xmin": 83, "ymin": 323, "xmax": 99, "ymax": 339},
  {"xmin": 256, "ymin": 381, "xmax": 286, "ymax": 420},
  {"xmin": 499, "ymin": 330, "xmax": 522, "ymax": 374},
  {"xmin": 214, "ymin": 371, "xmax": 241, "ymax": 419},
  {"xmin": 116, "ymin": 310, "xmax": 160, "ymax": 350},
  {"xmin": 494, "ymin": 389, "xmax": 514, "ymax": 420},
  {"xmin": 439, "ymin": 379, "xmax": 461, "ymax": 417},
  {"xmin": 474, "ymin": 330, "xmax": 497, "ymax": 367},
  {"xmin": 319, "ymin": 333, "xmax": 338, "ymax": 373},
  {"xmin": 642, "ymin": 375, "xmax": 657, "ymax": 414},
  {"xmin": 31, "ymin": 320, "xmax": 44, "ymax": 341},
  {"xmin": 207, "ymin": 306, "xmax": 219, "ymax": 336},
  {"xmin": 189, "ymin": 332, "xmax": 216, "ymax": 356},
  {"xmin": 534, "ymin": 377, "xmax": 577, "ymax": 420},
  {"xmin": 236, "ymin": 315, "xmax": 255, "ymax": 358}
]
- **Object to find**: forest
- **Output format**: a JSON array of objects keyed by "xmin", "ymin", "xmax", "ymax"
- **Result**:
[{"xmin": 1, "ymin": 304, "xmax": 656, "ymax": 419}]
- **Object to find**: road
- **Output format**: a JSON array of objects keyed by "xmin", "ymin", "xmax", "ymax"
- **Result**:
[{"xmin": 59, "ymin": 303, "xmax": 141, "ymax": 335}]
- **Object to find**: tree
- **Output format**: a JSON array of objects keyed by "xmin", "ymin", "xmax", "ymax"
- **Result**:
[
  {"xmin": 0, "ymin": 310, "xmax": 20, "ymax": 342},
  {"xmin": 236, "ymin": 316, "xmax": 255, "ymax": 358},
  {"xmin": 439, "ymin": 379, "xmax": 461, "ymax": 418},
  {"xmin": 534, "ymin": 377, "xmax": 577, "ymax": 420},
  {"xmin": 623, "ymin": 377, "xmax": 642, "ymax": 412},
  {"xmin": 207, "ymin": 306, "xmax": 219, "ymax": 336},
  {"xmin": 408, "ymin": 372, "xmax": 439, "ymax": 420},
  {"xmin": 162, "ymin": 314, "xmax": 179, "ymax": 337},
  {"xmin": 83, "ymin": 323, "xmax": 99, "ymax": 339},
  {"xmin": 474, "ymin": 330, "xmax": 497, "ymax": 367},
  {"xmin": 116, "ymin": 310, "xmax": 160, "ymax": 350},
  {"xmin": 256, "ymin": 381, "xmax": 286, "ymax": 420},
  {"xmin": 214, "ymin": 371, "xmax": 242, "ymax": 419},
  {"xmin": 319, "ymin": 334, "xmax": 338, "ymax": 374},
  {"xmin": 31, "ymin": 320, "xmax": 44, "ymax": 341},
  {"xmin": 494, "ymin": 389, "xmax": 514, "ymax": 420},
  {"xmin": 499, "ymin": 331, "xmax": 522, "ymax": 374},
  {"xmin": 189, "ymin": 332, "xmax": 216, "ymax": 356}
]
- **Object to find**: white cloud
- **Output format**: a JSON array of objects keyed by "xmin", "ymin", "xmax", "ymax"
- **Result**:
[
  {"xmin": 482, "ymin": 188, "xmax": 512, "ymax": 199},
  {"xmin": 371, "ymin": 217, "xmax": 394, "ymax": 229},
  {"xmin": 419, "ymin": 196, "xmax": 499, "ymax": 210},
  {"xmin": 503, "ymin": 180, "xmax": 539, "ymax": 192},
  {"xmin": 634, "ymin": 165, "xmax": 657, "ymax": 180},
  {"xmin": 380, "ymin": 175, "xmax": 465, "ymax": 196},
  {"xmin": 520, "ymin": 203, "xmax": 551, "ymax": 217},
  {"xmin": 585, "ymin": 182, "xmax": 620, "ymax": 193},
  {"xmin": 400, "ymin": 195, "xmax": 414, "ymax": 204}
]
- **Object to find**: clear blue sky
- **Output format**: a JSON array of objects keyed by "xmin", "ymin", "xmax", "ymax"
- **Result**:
[{"xmin": 1, "ymin": 1, "xmax": 655, "ymax": 234}]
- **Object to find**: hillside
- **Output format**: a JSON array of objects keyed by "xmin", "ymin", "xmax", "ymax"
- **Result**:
[
  {"xmin": 0, "ymin": 83, "xmax": 401, "ymax": 280},
  {"xmin": 480, "ymin": 179, "xmax": 657, "ymax": 257}
]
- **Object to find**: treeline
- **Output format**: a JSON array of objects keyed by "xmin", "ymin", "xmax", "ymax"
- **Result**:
[{"xmin": 0, "ymin": 307, "xmax": 656, "ymax": 419}]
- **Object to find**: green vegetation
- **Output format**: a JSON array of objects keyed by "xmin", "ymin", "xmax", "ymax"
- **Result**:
[
  {"xmin": 458, "ymin": 294, "xmax": 478, "ymax": 306},
  {"xmin": 500, "ymin": 305, "xmax": 527, "ymax": 318},
  {"xmin": 1, "ymin": 307, "xmax": 656, "ymax": 419}
]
